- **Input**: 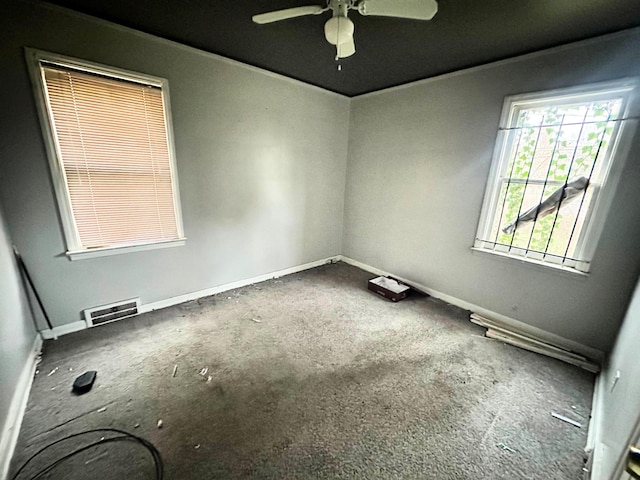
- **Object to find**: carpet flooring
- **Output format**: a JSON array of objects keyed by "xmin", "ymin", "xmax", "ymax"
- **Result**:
[{"xmin": 9, "ymin": 262, "xmax": 594, "ymax": 479}]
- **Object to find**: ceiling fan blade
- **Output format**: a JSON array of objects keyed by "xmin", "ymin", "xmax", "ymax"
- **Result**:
[
  {"xmin": 336, "ymin": 37, "xmax": 355, "ymax": 58},
  {"xmin": 252, "ymin": 6, "xmax": 326, "ymax": 24},
  {"xmin": 357, "ymin": 0, "xmax": 438, "ymax": 20}
]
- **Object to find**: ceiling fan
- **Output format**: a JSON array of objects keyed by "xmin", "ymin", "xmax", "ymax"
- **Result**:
[{"xmin": 252, "ymin": 0, "xmax": 438, "ymax": 59}]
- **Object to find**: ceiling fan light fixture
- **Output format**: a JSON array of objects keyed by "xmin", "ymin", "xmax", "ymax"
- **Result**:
[
  {"xmin": 324, "ymin": 16, "xmax": 354, "ymax": 45},
  {"xmin": 254, "ymin": 0, "xmax": 438, "ymax": 61},
  {"xmin": 336, "ymin": 37, "xmax": 356, "ymax": 58}
]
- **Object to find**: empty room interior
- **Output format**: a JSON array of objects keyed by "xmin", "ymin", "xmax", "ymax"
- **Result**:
[{"xmin": 2, "ymin": 0, "xmax": 640, "ymax": 478}]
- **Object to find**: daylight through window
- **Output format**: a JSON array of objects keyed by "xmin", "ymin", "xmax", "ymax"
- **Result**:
[
  {"xmin": 474, "ymin": 81, "xmax": 637, "ymax": 273},
  {"xmin": 30, "ymin": 51, "xmax": 184, "ymax": 258}
]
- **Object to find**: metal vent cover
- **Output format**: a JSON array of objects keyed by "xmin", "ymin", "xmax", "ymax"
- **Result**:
[{"xmin": 83, "ymin": 298, "xmax": 140, "ymax": 327}]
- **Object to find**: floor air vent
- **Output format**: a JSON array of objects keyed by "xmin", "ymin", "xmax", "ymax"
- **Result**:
[{"xmin": 83, "ymin": 298, "xmax": 140, "ymax": 327}]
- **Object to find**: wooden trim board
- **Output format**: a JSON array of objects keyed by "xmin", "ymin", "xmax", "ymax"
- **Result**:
[
  {"xmin": 472, "ymin": 313, "xmax": 600, "ymax": 372},
  {"xmin": 484, "ymin": 329, "xmax": 600, "ymax": 373},
  {"xmin": 339, "ymin": 256, "xmax": 603, "ymax": 364}
]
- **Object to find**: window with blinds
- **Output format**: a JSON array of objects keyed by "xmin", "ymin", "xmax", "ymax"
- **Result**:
[
  {"xmin": 474, "ymin": 80, "xmax": 638, "ymax": 273},
  {"xmin": 30, "ymin": 51, "xmax": 184, "ymax": 258}
]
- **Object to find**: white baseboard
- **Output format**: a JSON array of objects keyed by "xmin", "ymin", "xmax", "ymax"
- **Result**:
[
  {"xmin": 39, "ymin": 253, "xmax": 602, "ymax": 365},
  {"xmin": 339, "ymin": 255, "xmax": 604, "ymax": 364},
  {"xmin": 140, "ymin": 255, "xmax": 341, "ymax": 313},
  {"xmin": 590, "ymin": 442, "xmax": 607, "ymax": 480},
  {"xmin": 40, "ymin": 320, "xmax": 87, "ymax": 340},
  {"xmin": 40, "ymin": 256, "xmax": 342, "ymax": 338},
  {"xmin": 585, "ymin": 372, "xmax": 604, "ymax": 479},
  {"xmin": 0, "ymin": 334, "xmax": 43, "ymax": 480}
]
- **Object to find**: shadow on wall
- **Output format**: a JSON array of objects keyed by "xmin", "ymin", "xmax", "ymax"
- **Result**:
[{"xmin": 184, "ymin": 138, "xmax": 305, "ymax": 272}]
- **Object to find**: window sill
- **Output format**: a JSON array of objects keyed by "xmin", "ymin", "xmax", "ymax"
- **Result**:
[
  {"xmin": 66, "ymin": 238, "xmax": 186, "ymax": 261},
  {"xmin": 470, "ymin": 247, "xmax": 589, "ymax": 279}
]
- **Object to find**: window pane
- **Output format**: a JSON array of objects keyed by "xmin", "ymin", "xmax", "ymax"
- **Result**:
[
  {"xmin": 42, "ymin": 64, "xmax": 181, "ymax": 250},
  {"xmin": 477, "ymin": 83, "xmax": 634, "ymax": 272}
]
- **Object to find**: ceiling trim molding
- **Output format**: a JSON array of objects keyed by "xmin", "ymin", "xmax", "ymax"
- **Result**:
[
  {"xmin": 30, "ymin": 0, "xmax": 640, "ymax": 100},
  {"xmin": 352, "ymin": 26, "xmax": 640, "ymax": 100},
  {"xmin": 30, "ymin": 0, "xmax": 350, "ymax": 100}
]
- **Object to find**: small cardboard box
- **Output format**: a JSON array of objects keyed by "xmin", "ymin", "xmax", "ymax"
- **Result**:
[{"xmin": 368, "ymin": 276, "xmax": 410, "ymax": 302}]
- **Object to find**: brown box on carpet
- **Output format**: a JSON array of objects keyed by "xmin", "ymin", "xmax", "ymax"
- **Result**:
[{"xmin": 368, "ymin": 276, "xmax": 410, "ymax": 302}]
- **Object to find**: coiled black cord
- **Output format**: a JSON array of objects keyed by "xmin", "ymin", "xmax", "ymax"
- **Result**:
[{"xmin": 10, "ymin": 428, "xmax": 163, "ymax": 480}]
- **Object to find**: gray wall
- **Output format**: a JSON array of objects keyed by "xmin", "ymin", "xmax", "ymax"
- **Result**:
[
  {"xmin": 343, "ymin": 30, "xmax": 640, "ymax": 352},
  {"xmin": 2, "ymin": 1, "xmax": 639, "ymax": 353},
  {"xmin": 0, "ymin": 1, "xmax": 350, "ymax": 329},
  {"xmin": 0, "ymin": 203, "xmax": 37, "ymax": 447},
  {"xmin": 592, "ymin": 274, "xmax": 640, "ymax": 478}
]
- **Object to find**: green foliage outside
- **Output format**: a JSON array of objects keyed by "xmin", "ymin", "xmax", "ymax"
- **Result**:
[{"xmin": 493, "ymin": 99, "xmax": 619, "ymax": 256}]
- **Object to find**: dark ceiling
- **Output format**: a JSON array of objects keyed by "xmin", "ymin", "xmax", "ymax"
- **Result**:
[{"xmin": 43, "ymin": 0, "xmax": 640, "ymax": 96}]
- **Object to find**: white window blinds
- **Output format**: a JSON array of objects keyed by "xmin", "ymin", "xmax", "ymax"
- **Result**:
[{"xmin": 41, "ymin": 64, "xmax": 182, "ymax": 251}]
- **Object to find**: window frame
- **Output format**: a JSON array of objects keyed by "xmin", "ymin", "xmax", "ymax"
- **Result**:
[
  {"xmin": 473, "ymin": 79, "xmax": 639, "ymax": 274},
  {"xmin": 26, "ymin": 48, "xmax": 186, "ymax": 260}
]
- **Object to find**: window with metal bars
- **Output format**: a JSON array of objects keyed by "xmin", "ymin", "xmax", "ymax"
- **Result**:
[
  {"xmin": 474, "ymin": 80, "xmax": 638, "ymax": 273},
  {"xmin": 27, "ymin": 50, "xmax": 185, "ymax": 260}
]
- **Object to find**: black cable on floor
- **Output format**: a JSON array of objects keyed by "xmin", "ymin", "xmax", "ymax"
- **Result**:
[{"xmin": 10, "ymin": 428, "xmax": 163, "ymax": 480}]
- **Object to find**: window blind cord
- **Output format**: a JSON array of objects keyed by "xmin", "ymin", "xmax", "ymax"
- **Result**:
[{"xmin": 67, "ymin": 72, "xmax": 104, "ymax": 246}]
